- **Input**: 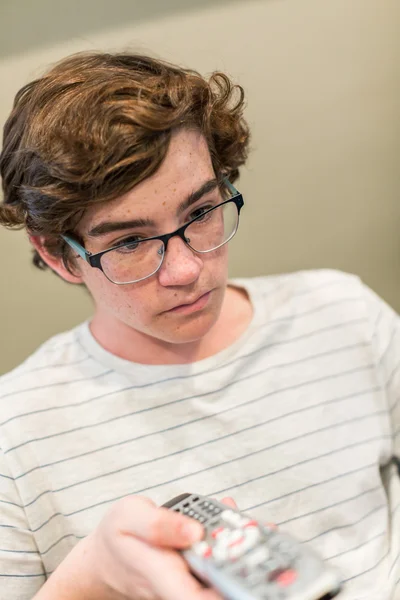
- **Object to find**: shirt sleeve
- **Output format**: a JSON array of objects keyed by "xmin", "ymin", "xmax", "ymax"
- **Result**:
[
  {"xmin": 0, "ymin": 445, "xmax": 45, "ymax": 599},
  {"xmin": 363, "ymin": 283, "xmax": 400, "ymax": 461}
]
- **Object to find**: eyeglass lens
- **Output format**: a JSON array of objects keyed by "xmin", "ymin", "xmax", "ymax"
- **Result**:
[{"xmin": 100, "ymin": 200, "xmax": 239, "ymax": 284}]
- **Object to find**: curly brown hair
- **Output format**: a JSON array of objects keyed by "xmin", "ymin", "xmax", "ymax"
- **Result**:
[{"xmin": 0, "ymin": 51, "xmax": 250, "ymax": 271}]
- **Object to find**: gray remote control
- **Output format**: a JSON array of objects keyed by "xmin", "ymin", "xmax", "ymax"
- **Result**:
[{"xmin": 163, "ymin": 493, "xmax": 342, "ymax": 600}]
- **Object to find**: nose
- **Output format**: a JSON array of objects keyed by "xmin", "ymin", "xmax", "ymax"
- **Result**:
[{"xmin": 157, "ymin": 235, "xmax": 203, "ymax": 287}]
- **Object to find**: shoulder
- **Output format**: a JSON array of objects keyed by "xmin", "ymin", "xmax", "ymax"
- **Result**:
[
  {"xmin": 1, "ymin": 325, "xmax": 84, "ymax": 379},
  {"xmin": 0, "ymin": 323, "xmax": 89, "ymax": 407},
  {"xmin": 233, "ymin": 269, "xmax": 366, "ymax": 309},
  {"xmin": 232, "ymin": 269, "xmax": 398, "ymax": 337},
  {"xmin": 0, "ymin": 322, "xmax": 116, "ymax": 450}
]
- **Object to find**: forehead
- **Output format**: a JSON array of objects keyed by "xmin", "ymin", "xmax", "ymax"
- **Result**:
[{"xmin": 80, "ymin": 129, "xmax": 215, "ymax": 232}]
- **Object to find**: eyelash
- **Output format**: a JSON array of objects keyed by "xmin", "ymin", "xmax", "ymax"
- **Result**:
[
  {"xmin": 190, "ymin": 204, "xmax": 214, "ymax": 218},
  {"xmin": 115, "ymin": 235, "xmax": 143, "ymax": 248}
]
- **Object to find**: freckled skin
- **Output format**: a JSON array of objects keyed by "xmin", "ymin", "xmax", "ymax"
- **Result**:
[{"xmin": 34, "ymin": 129, "xmax": 253, "ymax": 364}]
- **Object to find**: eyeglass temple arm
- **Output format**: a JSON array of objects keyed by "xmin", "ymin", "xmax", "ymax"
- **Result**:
[
  {"xmin": 62, "ymin": 234, "xmax": 90, "ymax": 262},
  {"xmin": 223, "ymin": 177, "xmax": 239, "ymax": 196}
]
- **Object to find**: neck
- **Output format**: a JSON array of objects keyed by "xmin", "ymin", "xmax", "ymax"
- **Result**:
[{"xmin": 90, "ymin": 285, "xmax": 253, "ymax": 365}]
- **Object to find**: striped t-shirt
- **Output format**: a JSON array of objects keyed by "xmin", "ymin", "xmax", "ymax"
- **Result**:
[{"xmin": 0, "ymin": 269, "xmax": 399, "ymax": 600}]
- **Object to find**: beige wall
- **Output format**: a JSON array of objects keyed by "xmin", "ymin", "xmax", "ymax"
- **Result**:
[{"xmin": 0, "ymin": 0, "xmax": 399, "ymax": 375}]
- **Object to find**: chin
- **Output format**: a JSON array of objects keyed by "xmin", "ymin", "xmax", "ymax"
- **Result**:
[
  {"xmin": 170, "ymin": 316, "xmax": 219, "ymax": 344},
  {"xmin": 156, "ymin": 307, "xmax": 221, "ymax": 345}
]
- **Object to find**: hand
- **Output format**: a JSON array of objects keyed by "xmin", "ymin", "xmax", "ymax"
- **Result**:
[{"xmin": 82, "ymin": 495, "xmax": 238, "ymax": 600}]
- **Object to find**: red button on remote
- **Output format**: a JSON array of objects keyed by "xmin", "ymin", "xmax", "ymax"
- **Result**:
[
  {"xmin": 275, "ymin": 569, "xmax": 297, "ymax": 587},
  {"xmin": 243, "ymin": 520, "xmax": 258, "ymax": 528},
  {"xmin": 211, "ymin": 526, "xmax": 225, "ymax": 539}
]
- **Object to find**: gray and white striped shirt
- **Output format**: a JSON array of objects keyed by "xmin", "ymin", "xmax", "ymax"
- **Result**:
[{"xmin": 0, "ymin": 270, "xmax": 399, "ymax": 600}]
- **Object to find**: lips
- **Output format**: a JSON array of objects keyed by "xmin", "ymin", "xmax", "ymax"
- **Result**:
[
  {"xmin": 161, "ymin": 290, "xmax": 214, "ymax": 315},
  {"xmin": 169, "ymin": 291, "xmax": 210, "ymax": 311}
]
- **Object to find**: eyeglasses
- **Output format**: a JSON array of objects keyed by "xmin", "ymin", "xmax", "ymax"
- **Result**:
[{"xmin": 62, "ymin": 178, "xmax": 244, "ymax": 285}]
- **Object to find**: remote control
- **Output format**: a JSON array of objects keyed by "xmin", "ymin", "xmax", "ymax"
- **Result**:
[{"xmin": 163, "ymin": 493, "xmax": 342, "ymax": 600}]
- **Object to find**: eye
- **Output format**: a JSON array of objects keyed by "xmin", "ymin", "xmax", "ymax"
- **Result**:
[
  {"xmin": 189, "ymin": 204, "xmax": 214, "ymax": 221},
  {"xmin": 115, "ymin": 235, "xmax": 142, "ymax": 253}
]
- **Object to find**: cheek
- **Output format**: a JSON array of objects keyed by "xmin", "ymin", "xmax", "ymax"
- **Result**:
[
  {"xmin": 82, "ymin": 265, "xmax": 159, "ymax": 320},
  {"xmin": 207, "ymin": 244, "xmax": 229, "ymax": 275}
]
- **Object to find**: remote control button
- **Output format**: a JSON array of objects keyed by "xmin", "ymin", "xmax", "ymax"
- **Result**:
[
  {"xmin": 245, "ymin": 526, "xmax": 260, "ymax": 539},
  {"xmin": 221, "ymin": 510, "xmax": 235, "ymax": 524},
  {"xmin": 213, "ymin": 528, "xmax": 234, "ymax": 548},
  {"xmin": 212, "ymin": 545, "xmax": 229, "ymax": 562},
  {"xmin": 227, "ymin": 530, "xmax": 246, "ymax": 548},
  {"xmin": 221, "ymin": 510, "xmax": 254, "ymax": 528},
  {"xmin": 188, "ymin": 509, "xmax": 195, "ymax": 517},
  {"xmin": 275, "ymin": 540, "xmax": 298, "ymax": 563},
  {"xmin": 239, "ymin": 526, "xmax": 261, "ymax": 554},
  {"xmin": 242, "ymin": 519, "xmax": 259, "ymax": 528},
  {"xmin": 265, "ymin": 557, "xmax": 286, "ymax": 576},
  {"xmin": 246, "ymin": 569, "xmax": 266, "ymax": 587},
  {"xmin": 192, "ymin": 541, "xmax": 212, "ymax": 559},
  {"xmin": 244, "ymin": 545, "xmax": 270, "ymax": 568},
  {"xmin": 210, "ymin": 530, "xmax": 243, "ymax": 562},
  {"xmin": 213, "ymin": 534, "xmax": 237, "ymax": 562},
  {"xmin": 277, "ymin": 554, "xmax": 296, "ymax": 569},
  {"xmin": 227, "ymin": 540, "xmax": 246, "ymax": 560},
  {"xmin": 221, "ymin": 509, "xmax": 243, "ymax": 526},
  {"xmin": 208, "ymin": 519, "xmax": 220, "ymax": 528},
  {"xmin": 226, "ymin": 563, "xmax": 249, "ymax": 579},
  {"xmin": 211, "ymin": 526, "xmax": 225, "ymax": 539},
  {"xmin": 275, "ymin": 569, "xmax": 297, "ymax": 587}
]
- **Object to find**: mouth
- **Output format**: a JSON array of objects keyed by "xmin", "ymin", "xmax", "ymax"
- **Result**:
[{"xmin": 165, "ymin": 291, "xmax": 212, "ymax": 315}]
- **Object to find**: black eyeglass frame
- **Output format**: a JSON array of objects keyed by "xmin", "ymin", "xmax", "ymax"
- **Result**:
[{"xmin": 62, "ymin": 179, "xmax": 244, "ymax": 284}]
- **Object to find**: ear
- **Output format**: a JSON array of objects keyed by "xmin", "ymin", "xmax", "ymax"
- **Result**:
[{"xmin": 29, "ymin": 235, "xmax": 84, "ymax": 285}]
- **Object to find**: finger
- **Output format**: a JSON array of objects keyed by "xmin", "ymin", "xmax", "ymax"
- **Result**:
[
  {"xmin": 145, "ymin": 549, "xmax": 222, "ymax": 600},
  {"xmin": 153, "ymin": 568, "xmax": 222, "ymax": 600},
  {"xmin": 220, "ymin": 496, "xmax": 238, "ymax": 509},
  {"xmin": 119, "ymin": 495, "xmax": 204, "ymax": 549},
  {"xmin": 264, "ymin": 521, "xmax": 278, "ymax": 530}
]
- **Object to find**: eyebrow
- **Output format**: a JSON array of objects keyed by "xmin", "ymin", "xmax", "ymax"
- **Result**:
[{"xmin": 87, "ymin": 178, "xmax": 220, "ymax": 238}]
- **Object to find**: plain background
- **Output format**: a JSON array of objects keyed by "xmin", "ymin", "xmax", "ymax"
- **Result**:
[{"xmin": 0, "ymin": 0, "xmax": 399, "ymax": 375}]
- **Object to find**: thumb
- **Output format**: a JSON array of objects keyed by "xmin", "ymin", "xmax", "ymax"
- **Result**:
[
  {"xmin": 120, "ymin": 496, "xmax": 204, "ymax": 549},
  {"xmin": 220, "ymin": 497, "xmax": 238, "ymax": 509}
]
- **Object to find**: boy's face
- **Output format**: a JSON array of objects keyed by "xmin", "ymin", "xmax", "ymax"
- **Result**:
[{"xmin": 62, "ymin": 129, "xmax": 230, "ymax": 345}]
